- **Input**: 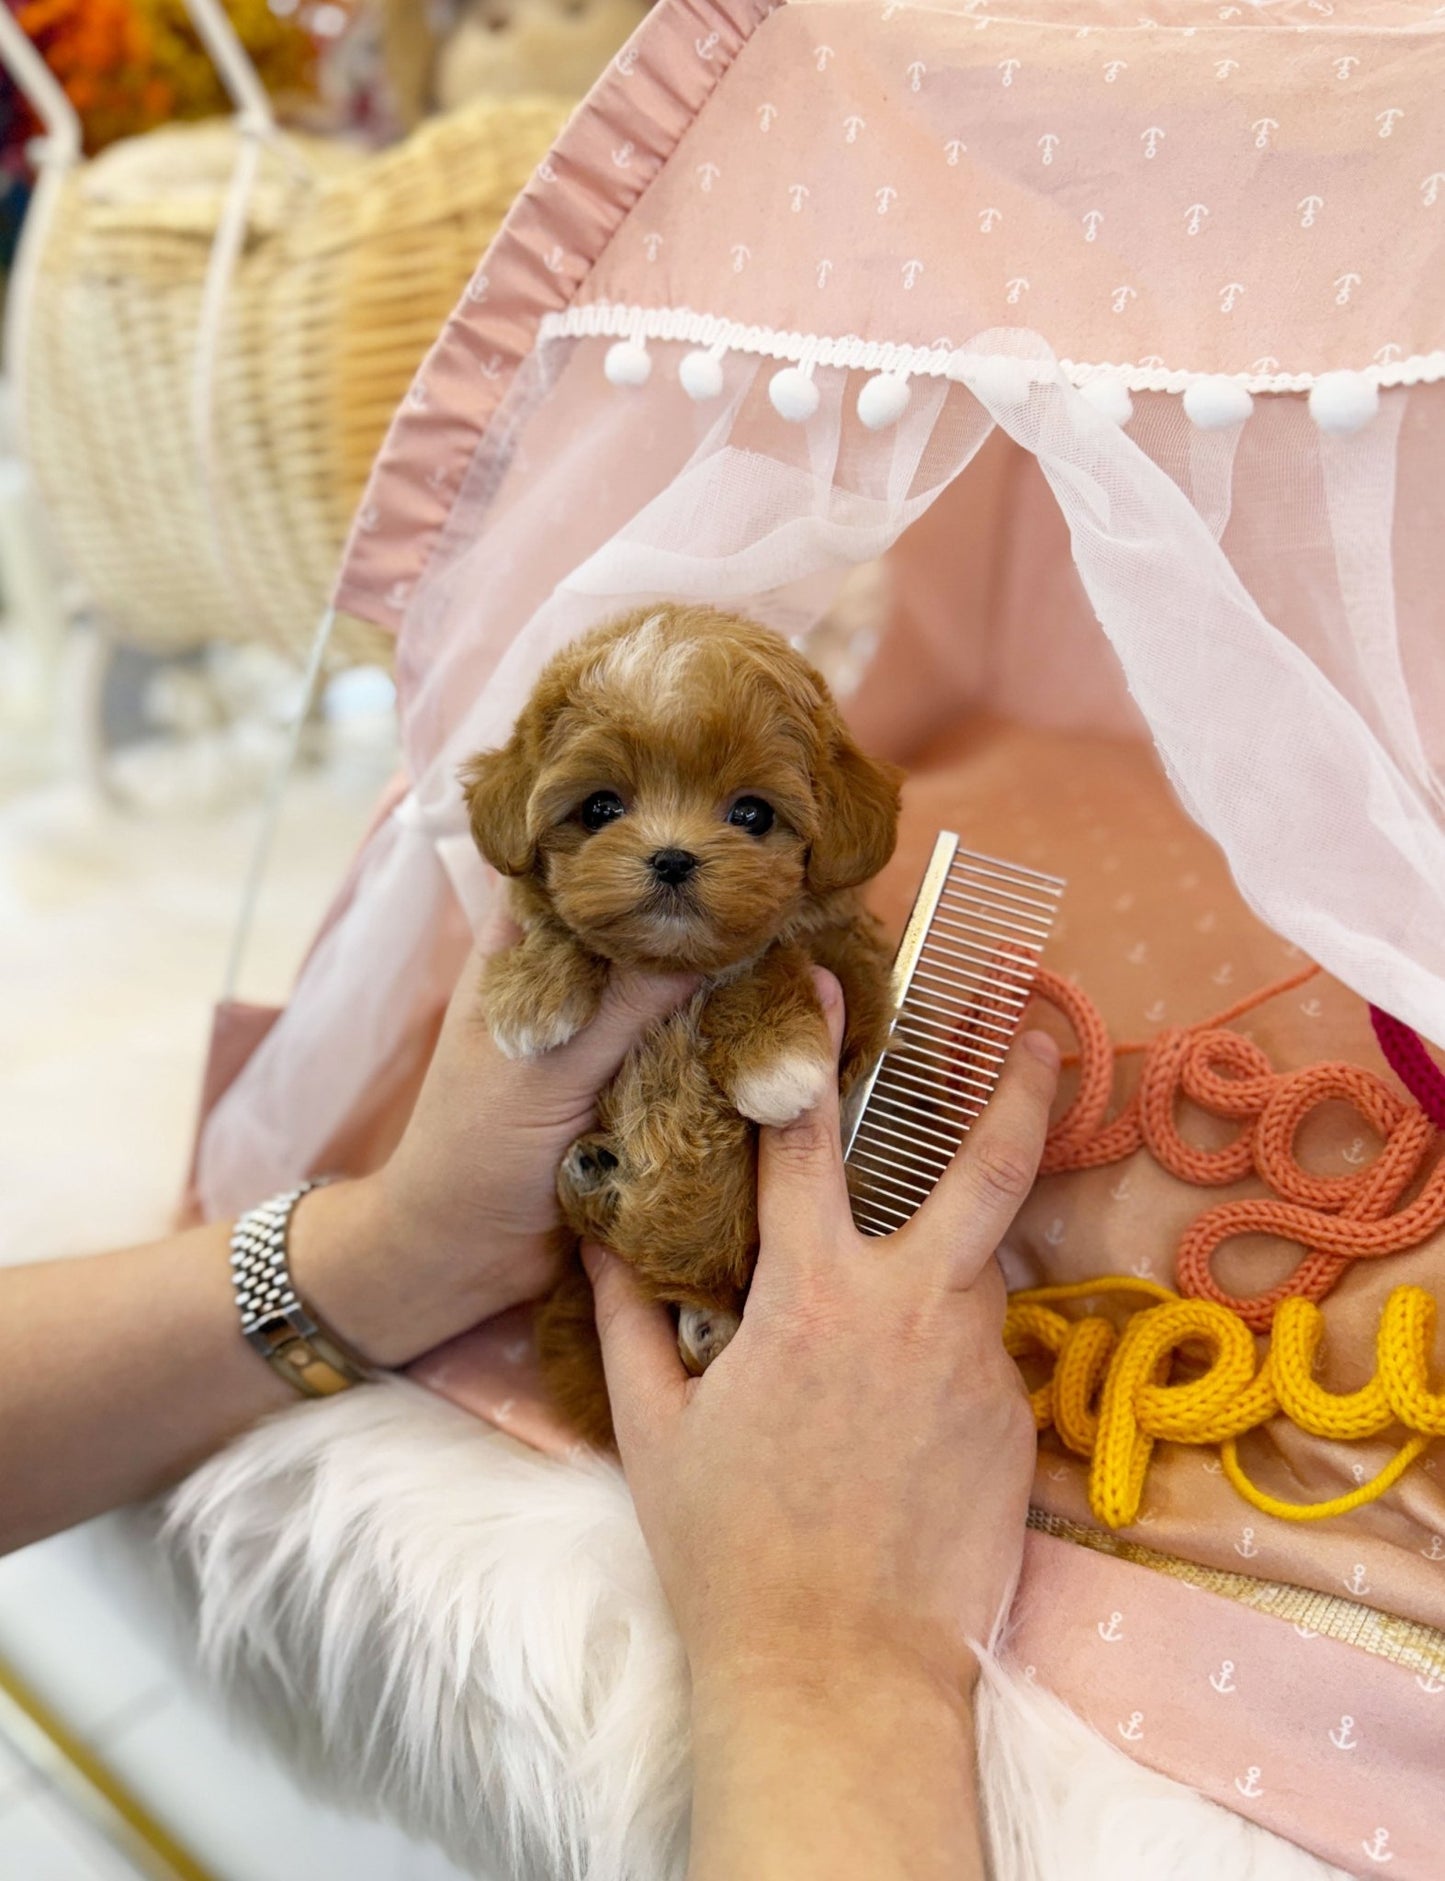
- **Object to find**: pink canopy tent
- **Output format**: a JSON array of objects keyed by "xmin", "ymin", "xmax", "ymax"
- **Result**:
[{"xmin": 173, "ymin": 5, "xmax": 1445, "ymax": 1877}]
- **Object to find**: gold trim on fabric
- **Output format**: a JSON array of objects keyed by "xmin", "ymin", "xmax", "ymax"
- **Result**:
[
  {"xmin": 1028, "ymin": 1507, "xmax": 1445, "ymax": 1684},
  {"xmin": 0, "ymin": 1653, "xmax": 217, "ymax": 1880}
]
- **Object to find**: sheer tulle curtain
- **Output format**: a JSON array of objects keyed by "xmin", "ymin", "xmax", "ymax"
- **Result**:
[{"xmin": 198, "ymin": 330, "xmax": 1445, "ymax": 1216}]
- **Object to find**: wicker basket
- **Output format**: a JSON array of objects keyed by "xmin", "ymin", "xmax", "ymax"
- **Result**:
[{"xmin": 22, "ymin": 96, "xmax": 569, "ymax": 663}]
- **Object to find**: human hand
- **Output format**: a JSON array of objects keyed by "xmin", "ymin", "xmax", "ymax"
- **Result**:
[
  {"xmin": 292, "ymin": 905, "xmax": 695, "ymax": 1367},
  {"xmin": 584, "ymin": 971, "xmax": 1059, "ymax": 1703}
]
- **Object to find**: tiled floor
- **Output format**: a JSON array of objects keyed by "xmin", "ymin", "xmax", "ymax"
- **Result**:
[{"xmin": 0, "ymin": 672, "xmax": 479, "ymax": 1880}]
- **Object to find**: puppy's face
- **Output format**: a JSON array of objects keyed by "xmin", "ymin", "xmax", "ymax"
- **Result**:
[{"xmin": 464, "ymin": 608, "xmax": 900, "ymax": 974}]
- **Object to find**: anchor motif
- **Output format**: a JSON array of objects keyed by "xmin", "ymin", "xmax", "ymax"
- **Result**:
[
  {"xmin": 1117, "ymin": 1712, "xmax": 1145, "ymax": 1741},
  {"xmin": 1424, "ymin": 173, "xmax": 1445, "ymax": 208},
  {"xmin": 1344, "ymin": 1563, "xmax": 1371, "ymax": 1597},
  {"xmin": 1125, "ymin": 940, "xmax": 1148, "ymax": 965},
  {"xmin": 615, "ymin": 45, "xmax": 638, "ymax": 76},
  {"xmin": 789, "ymin": 183, "xmax": 810, "ymax": 212},
  {"xmin": 1202, "ymin": 1457, "xmax": 1223, "ymax": 1475},
  {"xmin": 1219, "ymin": 283, "xmax": 1245, "ymax": 313},
  {"xmin": 1294, "ymin": 1623, "xmax": 1320, "ymax": 1639},
  {"xmin": 1110, "ymin": 285, "xmax": 1138, "ymax": 313},
  {"xmin": 1209, "ymin": 1660, "xmax": 1237, "ymax": 1694},
  {"xmin": 1141, "ymin": 126, "xmax": 1165, "ymax": 159},
  {"xmin": 730, "ymin": 244, "xmax": 751, "ymax": 274},
  {"xmin": 502, "ymin": 1339, "xmax": 529, "ymax": 1365},
  {"xmin": 1234, "ymin": 1767, "xmax": 1263, "ymax": 1800},
  {"xmin": 1416, "ymin": 1671, "xmax": 1445, "ymax": 1694},
  {"xmin": 694, "ymin": 32, "xmax": 720, "ymax": 60},
  {"xmin": 1023, "ymin": 1664, "xmax": 1038, "ymax": 1684},
  {"xmin": 843, "ymin": 115, "xmax": 867, "ymax": 144},
  {"xmin": 907, "ymin": 61, "xmax": 927, "ymax": 92},
  {"xmin": 1333, "ymin": 55, "xmax": 1359, "ymax": 79},
  {"xmin": 1005, "ymin": 276, "xmax": 1030, "ymax": 304},
  {"xmin": 1422, "ymin": 1535, "xmax": 1445, "ymax": 1561},
  {"xmin": 1361, "ymin": 1829, "xmax": 1394, "ymax": 1865},
  {"xmin": 979, "ymin": 207, "xmax": 1003, "ymax": 232},
  {"xmin": 642, "ymin": 233, "xmax": 663, "ymax": 261},
  {"xmin": 1110, "ymin": 1175, "xmax": 1133, "ymax": 1202},
  {"xmin": 1330, "ymin": 1715, "xmax": 1358, "ymax": 1751},
  {"xmin": 1103, "ymin": 60, "xmax": 1127, "ymax": 82},
  {"xmin": 1129, "ymin": 1258, "xmax": 1155, "ymax": 1279},
  {"xmin": 944, "ymin": 139, "xmax": 968, "ymax": 165},
  {"xmin": 1082, "ymin": 209, "xmax": 1104, "ymax": 242},
  {"xmin": 1298, "ymin": 194, "xmax": 1324, "ymax": 228},
  {"xmin": 901, "ymin": 259, "xmax": 925, "ymax": 290},
  {"xmin": 1211, "ymin": 962, "xmax": 1235, "ymax": 986},
  {"xmin": 998, "ymin": 57, "xmax": 1021, "ymax": 86},
  {"xmin": 695, "ymin": 163, "xmax": 721, "ymax": 192},
  {"xmin": 1375, "ymin": 343, "xmax": 1404, "ymax": 365},
  {"xmin": 1342, "ymin": 1137, "xmax": 1368, "ymax": 1165},
  {"xmin": 1251, "ymin": 358, "xmax": 1280, "ymax": 376},
  {"xmin": 1038, "ymin": 133, "xmax": 1060, "ymax": 166},
  {"xmin": 1335, "ymin": 273, "xmax": 1362, "ymax": 306},
  {"xmin": 611, "ymin": 141, "xmax": 635, "ymax": 169},
  {"xmin": 465, "ymin": 270, "xmax": 490, "ymax": 303},
  {"xmin": 1251, "ymin": 117, "xmax": 1278, "ymax": 150},
  {"xmin": 1376, "ymin": 108, "xmax": 1404, "ymax": 137},
  {"xmin": 1235, "ymin": 1526, "xmax": 1259, "ymax": 1559},
  {"xmin": 814, "ymin": 45, "xmax": 835, "ymax": 72},
  {"xmin": 542, "ymin": 244, "xmax": 567, "ymax": 273},
  {"xmin": 536, "ymin": 159, "xmax": 557, "ymax": 182},
  {"xmin": 1046, "ymin": 1464, "xmax": 1068, "ymax": 1482},
  {"xmin": 1214, "ymin": 58, "xmax": 1239, "ymax": 79},
  {"xmin": 1185, "ymin": 203, "xmax": 1210, "ymax": 235},
  {"xmin": 1044, "ymin": 1218, "xmax": 1066, "ymax": 1247},
  {"xmin": 816, "ymin": 259, "xmax": 833, "ymax": 288},
  {"xmin": 1098, "ymin": 1611, "xmax": 1124, "ymax": 1642},
  {"xmin": 492, "ymin": 1398, "xmax": 515, "ymax": 1424},
  {"xmin": 1350, "ymin": 1462, "xmax": 1367, "ymax": 1486},
  {"xmin": 357, "ymin": 504, "xmax": 380, "ymax": 535},
  {"xmin": 876, "ymin": 186, "xmax": 898, "ymax": 215},
  {"xmin": 758, "ymin": 103, "xmax": 778, "ymax": 131}
]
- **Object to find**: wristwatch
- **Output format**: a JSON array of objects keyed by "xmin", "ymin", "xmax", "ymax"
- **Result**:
[{"xmin": 229, "ymin": 1181, "xmax": 374, "ymax": 1396}]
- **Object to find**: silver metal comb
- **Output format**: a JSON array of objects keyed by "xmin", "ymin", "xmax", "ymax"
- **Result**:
[{"xmin": 843, "ymin": 833, "xmax": 1064, "ymax": 1237}]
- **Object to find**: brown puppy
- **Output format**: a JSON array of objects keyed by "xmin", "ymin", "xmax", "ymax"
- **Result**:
[{"xmin": 462, "ymin": 605, "xmax": 901, "ymax": 1446}]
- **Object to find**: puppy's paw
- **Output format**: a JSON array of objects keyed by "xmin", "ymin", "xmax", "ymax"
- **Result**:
[
  {"xmin": 731, "ymin": 1050, "xmax": 835, "ymax": 1128},
  {"xmin": 559, "ymin": 1134, "xmax": 620, "ymax": 1196},
  {"xmin": 489, "ymin": 996, "xmax": 592, "ymax": 1062},
  {"xmin": 678, "ymin": 1304, "xmax": 741, "ymax": 1377}
]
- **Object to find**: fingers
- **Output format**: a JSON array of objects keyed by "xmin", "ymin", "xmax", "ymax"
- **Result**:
[
  {"xmin": 554, "ymin": 968, "xmax": 699, "ymax": 1090},
  {"xmin": 582, "ymin": 1243, "xmax": 688, "ymax": 1441},
  {"xmin": 755, "ymin": 969, "xmax": 853, "ymax": 1263},
  {"xmin": 908, "ymin": 1029, "xmax": 1060, "ymax": 1289}
]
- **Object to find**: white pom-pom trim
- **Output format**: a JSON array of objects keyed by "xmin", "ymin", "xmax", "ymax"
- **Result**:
[
  {"xmin": 678, "ymin": 349, "xmax": 725, "ymax": 401},
  {"xmin": 1078, "ymin": 375, "xmax": 1134, "ymax": 427},
  {"xmin": 603, "ymin": 340, "xmax": 652, "ymax": 388},
  {"xmin": 1308, "ymin": 369, "xmax": 1379, "ymax": 436},
  {"xmin": 769, "ymin": 365, "xmax": 820, "ymax": 422},
  {"xmin": 856, "ymin": 372, "xmax": 912, "ymax": 430},
  {"xmin": 1182, "ymin": 376, "xmax": 1254, "ymax": 431}
]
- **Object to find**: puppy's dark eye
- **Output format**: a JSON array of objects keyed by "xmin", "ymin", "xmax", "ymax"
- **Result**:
[
  {"xmin": 579, "ymin": 790, "xmax": 627, "ymax": 833},
  {"xmin": 726, "ymin": 796, "xmax": 774, "ymax": 836}
]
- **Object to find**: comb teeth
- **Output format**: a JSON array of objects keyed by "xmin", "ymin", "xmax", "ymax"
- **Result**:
[{"xmin": 844, "ymin": 834, "xmax": 1064, "ymax": 1237}]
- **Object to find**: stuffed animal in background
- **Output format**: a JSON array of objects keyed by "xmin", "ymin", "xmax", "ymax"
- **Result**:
[
  {"xmin": 379, "ymin": 0, "xmax": 650, "ymax": 129},
  {"xmin": 463, "ymin": 606, "xmax": 901, "ymax": 1446}
]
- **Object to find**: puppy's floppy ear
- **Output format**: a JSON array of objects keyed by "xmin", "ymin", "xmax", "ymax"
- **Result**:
[
  {"xmin": 807, "ymin": 714, "xmax": 903, "ymax": 894},
  {"xmin": 461, "ymin": 733, "xmax": 536, "ymax": 877}
]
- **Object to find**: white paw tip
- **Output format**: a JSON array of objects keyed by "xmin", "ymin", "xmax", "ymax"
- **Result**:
[
  {"xmin": 1078, "ymin": 374, "xmax": 1134, "ymax": 426},
  {"xmin": 734, "ymin": 1052, "xmax": 834, "ymax": 1127},
  {"xmin": 679, "ymin": 349, "xmax": 725, "ymax": 400},
  {"xmin": 769, "ymin": 365, "xmax": 820, "ymax": 422},
  {"xmin": 857, "ymin": 371, "xmax": 912, "ymax": 429},
  {"xmin": 1308, "ymin": 369, "xmax": 1378, "ymax": 436},
  {"xmin": 1182, "ymin": 375, "xmax": 1254, "ymax": 430},
  {"xmin": 604, "ymin": 339, "xmax": 652, "ymax": 388}
]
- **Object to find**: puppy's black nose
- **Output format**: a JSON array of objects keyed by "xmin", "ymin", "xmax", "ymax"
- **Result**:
[{"xmin": 649, "ymin": 847, "xmax": 699, "ymax": 886}]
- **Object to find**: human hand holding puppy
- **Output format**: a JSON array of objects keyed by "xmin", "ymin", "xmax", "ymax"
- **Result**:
[{"xmin": 588, "ymin": 976, "xmax": 1061, "ymax": 1881}]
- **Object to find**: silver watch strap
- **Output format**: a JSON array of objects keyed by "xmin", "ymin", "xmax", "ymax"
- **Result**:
[{"xmin": 229, "ymin": 1182, "xmax": 373, "ymax": 1396}]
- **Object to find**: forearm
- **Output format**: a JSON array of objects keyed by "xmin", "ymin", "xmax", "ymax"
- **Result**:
[
  {"xmin": 687, "ymin": 1659, "xmax": 984, "ymax": 1881},
  {"xmin": 0, "ymin": 1174, "xmax": 526, "ymax": 1556}
]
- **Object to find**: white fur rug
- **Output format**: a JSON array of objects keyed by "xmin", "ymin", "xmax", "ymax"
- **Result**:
[{"xmin": 165, "ymin": 1382, "xmax": 1348, "ymax": 1881}]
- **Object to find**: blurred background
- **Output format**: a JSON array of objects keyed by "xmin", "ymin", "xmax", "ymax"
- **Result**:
[{"xmin": 0, "ymin": 2, "xmax": 640, "ymax": 1873}]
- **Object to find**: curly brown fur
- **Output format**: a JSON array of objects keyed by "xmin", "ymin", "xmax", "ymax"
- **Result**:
[{"xmin": 463, "ymin": 606, "xmax": 900, "ymax": 1445}]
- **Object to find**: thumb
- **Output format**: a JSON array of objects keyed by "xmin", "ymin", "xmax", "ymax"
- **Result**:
[
  {"xmin": 583, "ymin": 1243, "xmax": 687, "ymax": 1443},
  {"xmin": 552, "ymin": 968, "xmax": 698, "ymax": 1092},
  {"xmin": 755, "ymin": 969, "xmax": 852, "ymax": 1257}
]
